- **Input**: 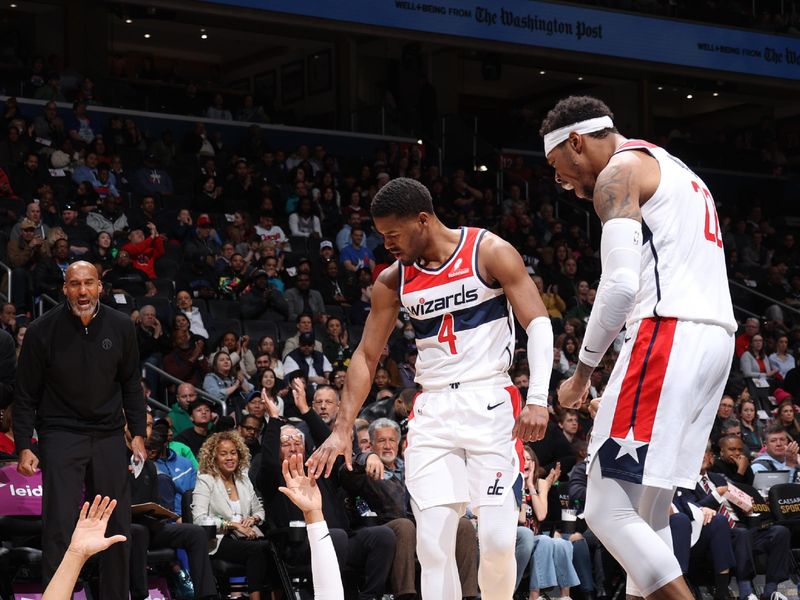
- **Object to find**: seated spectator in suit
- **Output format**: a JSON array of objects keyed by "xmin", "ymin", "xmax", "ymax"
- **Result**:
[
  {"xmin": 710, "ymin": 434, "xmax": 756, "ymax": 486},
  {"xmin": 670, "ymin": 487, "xmax": 735, "ymax": 600},
  {"xmin": 340, "ymin": 417, "xmax": 479, "ymax": 599},
  {"xmin": 283, "ymin": 332, "xmax": 332, "ymax": 389},
  {"xmin": 258, "ymin": 379, "xmax": 395, "ymax": 599},
  {"xmin": 751, "ymin": 424, "xmax": 800, "ymax": 478},
  {"xmin": 193, "ymin": 431, "xmax": 278, "ymax": 600},
  {"xmin": 677, "ymin": 441, "xmax": 792, "ymax": 600}
]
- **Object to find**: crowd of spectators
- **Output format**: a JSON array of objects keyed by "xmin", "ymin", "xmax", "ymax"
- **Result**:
[{"xmin": 0, "ymin": 70, "xmax": 800, "ymax": 598}]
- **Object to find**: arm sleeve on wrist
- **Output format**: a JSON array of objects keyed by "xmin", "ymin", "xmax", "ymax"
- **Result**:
[
  {"xmin": 578, "ymin": 218, "xmax": 642, "ymax": 368},
  {"xmin": 526, "ymin": 316, "xmax": 554, "ymax": 406},
  {"xmin": 307, "ymin": 521, "xmax": 345, "ymax": 599}
]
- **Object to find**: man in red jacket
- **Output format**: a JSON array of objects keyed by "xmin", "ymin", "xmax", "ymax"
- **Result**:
[{"xmin": 122, "ymin": 222, "xmax": 165, "ymax": 280}]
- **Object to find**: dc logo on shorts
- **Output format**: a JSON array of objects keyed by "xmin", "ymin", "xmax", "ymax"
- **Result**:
[
  {"xmin": 487, "ymin": 471, "xmax": 505, "ymax": 496},
  {"xmin": 101, "ymin": 338, "xmax": 112, "ymax": 351}
]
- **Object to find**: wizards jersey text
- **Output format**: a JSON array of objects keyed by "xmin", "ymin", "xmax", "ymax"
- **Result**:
[{"xmin": 398, "ymin": 227, "xmax": 515, "ymax": 390}]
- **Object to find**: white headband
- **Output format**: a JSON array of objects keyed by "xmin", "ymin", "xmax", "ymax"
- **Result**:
[{"xmin": 543, "ymin": 116, "xmax": 614, "ymax": 155}]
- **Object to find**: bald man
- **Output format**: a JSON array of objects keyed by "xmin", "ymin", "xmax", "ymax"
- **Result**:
[{"xmin": 14, "ymin": 261, "xmax": 146, "ymax": 599}]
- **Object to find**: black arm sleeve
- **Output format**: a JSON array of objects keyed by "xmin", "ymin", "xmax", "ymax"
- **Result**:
[
  {"xmin": 258, "ymin": 418, "xmax": 283, "ymax": 504},
  {"xmin": 119, "ymin": 318, "xmax": 147, "ymax": 437},
  {"xmin": 299, "ymin": 408, "xmax": 332, "ymax": 447},
  {"xmin": 12, "ymin": 326, "xmax": 45, "ymax": 452}
]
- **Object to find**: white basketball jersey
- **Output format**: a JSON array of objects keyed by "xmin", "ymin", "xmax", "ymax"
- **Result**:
[
  {"xmin": 614, "ymin": 140, "xmax": 736, "ymax": 334},
  {"xmin": 399, "ymin": 228, "xmax": 515, "ymax": 390}
]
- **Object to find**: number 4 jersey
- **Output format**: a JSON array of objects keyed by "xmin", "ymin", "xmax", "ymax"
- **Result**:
[
  {"xmin": 399, "ymin": 227, "xmax": 515, "ymax": 390},
  {"xmin": 614, "ymin": 140, "xmax": 737, "ymax": 335}
]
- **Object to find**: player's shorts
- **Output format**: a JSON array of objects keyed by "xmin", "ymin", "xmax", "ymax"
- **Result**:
[
  {"xmin": 588, "ymin": 317, "xmax": 734, "ymax": 490},
  {"xmin": 404, "ymin": 377, "xmax": 524, "ymax": 512}
]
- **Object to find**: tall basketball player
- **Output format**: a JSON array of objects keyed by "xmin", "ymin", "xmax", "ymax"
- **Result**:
[
  {"xmin": 307, "ymin": 177, "xmax": 554, "ymax": 600},
  {"xmin": 549, "ymin": 96, "xmax": 736, "ymax": 600}
]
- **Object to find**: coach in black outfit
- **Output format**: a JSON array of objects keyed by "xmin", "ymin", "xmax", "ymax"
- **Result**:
[{"xmin": 13, "ymin": 260, "xmax": 146, "ymax": 599}]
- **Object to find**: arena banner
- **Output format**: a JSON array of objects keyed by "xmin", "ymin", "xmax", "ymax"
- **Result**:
[
  {"xmin": 199, "ymin": 0, "xmax": 800, "ymax": 80},
  {"xmin": 0, "ymin": 462, "xmax": 42, "ymax": 516}
]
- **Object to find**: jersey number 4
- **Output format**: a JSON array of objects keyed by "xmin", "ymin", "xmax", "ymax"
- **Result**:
[
  {"xmin": 691, "ymin": 181, "xmax": 722, "ymax": 248},
  {"xmin": 438, "ymin": 313, "xmax": 458, "ymax": 354}
]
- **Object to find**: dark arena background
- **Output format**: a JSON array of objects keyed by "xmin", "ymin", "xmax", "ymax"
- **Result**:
[{"xmin": 1, "ymin": 0, "xmax": 800, "ymax": 599}]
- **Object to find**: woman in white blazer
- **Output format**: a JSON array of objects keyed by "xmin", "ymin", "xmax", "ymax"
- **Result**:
[{"xmin": 192, "ymin": 430, "xmax": 276, "ymax": 600}]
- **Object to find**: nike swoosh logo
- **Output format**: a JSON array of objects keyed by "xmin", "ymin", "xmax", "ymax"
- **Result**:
[
  {"xmin": 624, "ymin": 336, "xmax": 632, "ymax": 343},
  {"xmin": 487, "ymin": 401, "xmax": 505, "ymax": 410},
  {"xmin": 583, "ymin": 346, "xmax": 600, "ymax": 354},
  {"xmin": 320, "ymin": 533, "xmax": 331, "ymax": 541}
]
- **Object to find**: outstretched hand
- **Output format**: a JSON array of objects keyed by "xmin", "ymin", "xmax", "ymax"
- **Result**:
[
  {"xmin": 279, "ymin": 453, "xmax": 323, "ymax": 521},
  {"xmin": 306, "ymin": 427, "xmax": 353, "ymax": 479},
  {"xmin": 68, "ymin": 495, "xmax": 127, "ymax": 561}
]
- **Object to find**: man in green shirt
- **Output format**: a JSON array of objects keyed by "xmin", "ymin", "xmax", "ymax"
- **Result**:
[{"xmin": 167, "ymin": 383, "xmax": 197, "ymax": 436}]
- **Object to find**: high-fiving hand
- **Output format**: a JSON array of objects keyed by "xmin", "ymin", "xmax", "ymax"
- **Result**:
[{"xmin": 68, "ymin": 495, "xmax": 127, "ymax": 561}]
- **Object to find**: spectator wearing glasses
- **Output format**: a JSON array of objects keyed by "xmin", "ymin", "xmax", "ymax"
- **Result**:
[
  {"xmin": 259, "ymin": 380, "xmax": 395, "ymax": 599},
  {"xmin": 711, "ymin": 396, "xmax": 736, "ymax": 444},
  {"xmin": 751, "ymin": 424, "xmax": 800, "ymax": 478},
  {"xmin": 239, "ymin": 414, "xmax": 263, "ymax": 457}
]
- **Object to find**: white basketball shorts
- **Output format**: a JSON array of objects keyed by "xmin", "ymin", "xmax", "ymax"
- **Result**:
[
  {"xmin": 404, "ymin": 377, "xmax": 524, "ymax": 512},
  {"xmin": 588, "ymin": 317, "xmax": 734, "ymax": 490}
]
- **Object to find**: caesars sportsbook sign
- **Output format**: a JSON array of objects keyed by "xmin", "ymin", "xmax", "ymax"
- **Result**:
[{"xmin": 201, "ymin": 0, "xmax": 800, "ymax": 81}]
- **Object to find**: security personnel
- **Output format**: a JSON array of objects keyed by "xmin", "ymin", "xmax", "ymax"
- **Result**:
[{"xmin": 13, "ymin": 261, "xmax": 146, "ymax": 599}]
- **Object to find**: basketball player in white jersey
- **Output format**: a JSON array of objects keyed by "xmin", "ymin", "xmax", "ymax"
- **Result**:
[
  {"xmin": 547, "ymin": 96, "xmax": 736, "ymax": 600},
  {"xmin": 307, "ymin": 177, "xmax": 554, "ymax": 600}
]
